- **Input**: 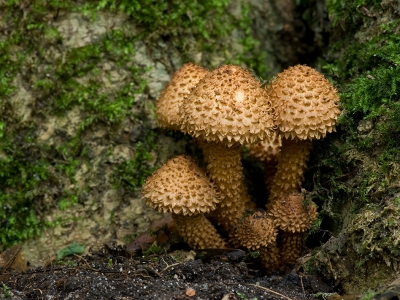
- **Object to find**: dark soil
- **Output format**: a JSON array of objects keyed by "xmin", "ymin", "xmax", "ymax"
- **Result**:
[{"xmin": 1, "ymin": 245, "xmax": 332, "ymax": 300}]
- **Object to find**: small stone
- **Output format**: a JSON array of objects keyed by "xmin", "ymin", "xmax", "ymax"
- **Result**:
[{"xmin": 185, "ymin": 287, "xmax": 196, "ymax": 297}]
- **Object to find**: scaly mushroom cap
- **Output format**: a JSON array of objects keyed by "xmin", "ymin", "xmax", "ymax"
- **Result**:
[
  {"xmin": 156, "ymin": 63, "xmax": 209, "ymax": 130},
  {"xmin": 142, "ymin": 155, "xmax": 219, "ymax": 216},
  {"xmin": 234, "ymin": 211, "xmax": 278, "ymax": 250},
  {"xmin": 180, "ymin": 64, "xmax": 276, "ymax": 147},
  {"xmin": 247, "ymin": 132, "xmax": 282, "ymax": 162},
  {"xmin": 269, "ymin": 193, "xmax": 318, "ymax": 233},
  {"xmin": 269, "ymin": 64, "xmax": 340, "ymax": 140}
]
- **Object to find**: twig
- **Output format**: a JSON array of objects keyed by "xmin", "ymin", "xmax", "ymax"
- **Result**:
[
  {"xmin": 245, "ymin": 283, "xmax": 294, "ymax": 300},
  {"xmin": 74, "ymin": 254, "xmax": 100, "ymax": 272},
  {"xmin": 159, "ymin": 262, "xmax": 182, "ymax": 274},
  {"xmin": 300, "ymin": 275, "xmax": 307, "ymax": 300},
  {"xmin": 159, "ymin": 257, "xmax": 183, "ymax": 274}
]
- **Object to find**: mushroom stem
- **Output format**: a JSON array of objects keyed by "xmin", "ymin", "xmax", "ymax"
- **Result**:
[
  {"xmin": 268, "ymin": 138, "xmax": 312, "ymax": 203},
  {"xmin": 199, "ymin": 140, "xmax": 253, "ymax": 231},
  {"xmin": 279, "ymin": 232, "xmax": 305, "ymax": 265},
  {"xmin": 258, "ymin": 241, "xmax": 282, "ymax": 273},
  {"xmin": 173, "ymin": 214, "xmax": 227, "ymax": 249}
]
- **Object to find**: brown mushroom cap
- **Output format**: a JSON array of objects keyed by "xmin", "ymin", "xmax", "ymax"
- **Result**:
[
  {"xmin": 269, "ymin": 64, "xmax": 340, "ymax": 140},
  {"xmin": 234, "ymin": 211, "xmax": 278, "ymax": 250},
  {"xmin": 269, "ymin": 193, "xmax": 318, "ymax": 233},
  {"xmin": 156, "ymin": 63, "xmax": 209, "ymax": 130},
  {"xmin": 142, "ymin": 155, "xmax": 219, "ymax": 216},
  {"xmin": 180, "ymin": 64, "xmax": 276, "ymax": 147}
]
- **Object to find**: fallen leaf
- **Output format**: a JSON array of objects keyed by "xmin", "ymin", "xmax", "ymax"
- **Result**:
[{"xmin": 57, "ymin": 241, "xmax": 85, "ymax": 260}]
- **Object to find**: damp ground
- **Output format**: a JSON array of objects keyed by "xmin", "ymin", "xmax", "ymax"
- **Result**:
[{"xmin": 0, "ymin": 245, "xmax": 335, "ymax": 300}]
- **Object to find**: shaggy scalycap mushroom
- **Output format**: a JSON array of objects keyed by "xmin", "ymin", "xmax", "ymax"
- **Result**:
[
  {"xmin": 233, "ymin": 211, "xmax": 277, "ymax": 250},
  {"xmin": 142, "ymin": 155, "xmax": 226, "ymax": 249},
  {"xmin": 269, "ymin": 193, "xmax": 318, "ymax": 233},
  {"xmin": 156, "ymin": 63, "xmax": 209, "ymax": 131},
  {"xmin": 267, "ymin": 65, "xmax": 341, "ymax": 201},
  {"xmin": 179, "ymin": 65, "xmax": 276, "ymax": 232}
]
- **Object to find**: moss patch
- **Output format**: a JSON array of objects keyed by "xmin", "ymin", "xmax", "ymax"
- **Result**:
[
  {"xmin": 303, "ymin": 0, "xmax": 400, "ymax": 293},
  {"xmin": 0, "ymin": 0, "xmax": 260, "ymax": 250}
]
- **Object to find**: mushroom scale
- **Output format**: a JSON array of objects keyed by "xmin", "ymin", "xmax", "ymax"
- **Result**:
[
  {"xmin": 156, "ymin": 63, "xmax": 209, "ymax": 131},
  {"xmin": 258, "ymin": 241, "xmax": 282, "ymax": 273},
  {"xmin": 142, "ymin": 155, "xmax": 226, "ymax": 249},
  {"xmin": 247, "ymin": 132, "xmax": 282, "ymax": 163},
  {"xmin": 267, "ymin": 138, "xmax": 312, "ymax": 201}
]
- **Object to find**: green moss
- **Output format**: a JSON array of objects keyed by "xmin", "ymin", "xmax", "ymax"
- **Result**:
[
  {"xmin": 308, "ymin": 0, "xmax": 400, "ymax": 209},
  {"xmin": 348, "ymin": 200, "xmax": 400, "ymax": 269},
  {"xmin": 0, "ymin": 0, "xmax": 267, "ymax": 249},
  {"xmin": 326, "ymin": 0, "xmax": 382, "ymax": 28},
  {"xmin": 96, "ymin": 0, "xmax": 231, "ymax": 40},
  {"xmin": 302, "ymin": 2, "xmax": 400, "ymax": 292},
  {"xmin": 111, "ymin": 131, "xmax": 157, "ymax": 194}
]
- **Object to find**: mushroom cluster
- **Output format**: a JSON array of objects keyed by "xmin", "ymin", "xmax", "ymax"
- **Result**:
[{"xmin": 141, "ymin": 63, "xmax": 341, "ymax": 272}]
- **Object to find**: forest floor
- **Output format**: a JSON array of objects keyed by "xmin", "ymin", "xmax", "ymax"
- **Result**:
[{"xmin": 0, "ymin": 245, "xmax": 334, "ymax": 300}]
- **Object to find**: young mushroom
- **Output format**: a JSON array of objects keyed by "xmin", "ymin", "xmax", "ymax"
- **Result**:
[
  {"xmin": 267, "ymin": 64, "xmax": 341, "ymax": 201},
  {"xmin": 269, "ymin": 193, "xmax": 318, "ymax": 265},
  {"xmin": 233, "ymin": 211, "xmax": 278, "ymax": 250},
  {"xmin": 179, "ymin": 64, "xmax": 277, "ymax": 233},
  {"xmin": 142, "ymin": 155, "xmax": 226, "ymax": 249},
  {"xmin": 269, "ymin": 193, "xmax": 318, "ymax": 233}
]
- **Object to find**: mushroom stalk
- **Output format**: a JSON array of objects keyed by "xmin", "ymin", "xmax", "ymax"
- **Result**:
[
  {"xmin": 280, "ymin": 232, "xmax": 305, "ymax": 265},
  {"xmin": 173, "ymin": 214, "xmax": 226, "ymax": 249},
  {"xmin": 200, "ymin": 141, "xmax": 254, "ymax": 231},
  {"xmin": 268, "ymin": 138, "xmax": 312, "ymax": 202}
]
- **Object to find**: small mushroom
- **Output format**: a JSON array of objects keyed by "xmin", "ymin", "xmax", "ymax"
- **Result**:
[
  {"xmin": 269, "ymin": 193, "xmax": 318, "ymax": 266},
  {"xmin": 156, "ymin": 63, "xmax": 209, "ymax": 131},
  {"xmin": 233, "ymin": 211, "xmax": 277, "ymax": 250},
  {"xmin": 179, "ymin": 65, "xmax": 276, "ymax": 232},
  {"xmin": 142, "ymin": 155, "xmax": 226, "ymax": 249}
]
